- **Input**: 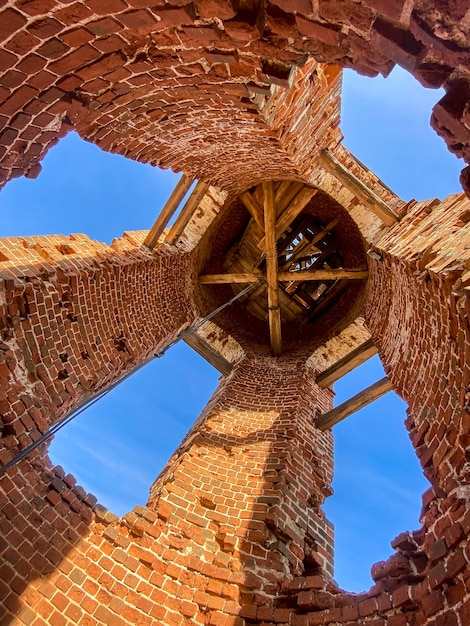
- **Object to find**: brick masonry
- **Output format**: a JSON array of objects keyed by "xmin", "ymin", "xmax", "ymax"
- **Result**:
[
  {"xmin": 0, "ymin": 231, "xmax": 195, "ymax": 464},
  {"xmin": 1, "ymin": 1, "xmax": 470, "ymax": 625},
  {"xmin": 0, "ymin": 354, "xmax": 336, "ymax": 626},
  {"xmin": 0, "ymin": 1, "xmax": 469, "ymax": 194},
  {"xmin": 1, "ymin": 188, "xmax": 469, "ymax": 624}
]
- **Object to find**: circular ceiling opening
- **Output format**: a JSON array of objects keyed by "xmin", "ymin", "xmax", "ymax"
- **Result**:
[{"xmin": 196, "ymin": 180, "xmax": 369, "ymax": 355}]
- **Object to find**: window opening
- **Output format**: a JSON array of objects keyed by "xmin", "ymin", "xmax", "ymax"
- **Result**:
[
  {"xmin": 322, "ymin": 356, "xmax": 429, "ymax": 593},
  {"xmin": 0, "ymin": 131, "xmax": 181, "ymax": 243},
  {"xmin": 48, "ymin": 342, "xmax": 220, "ymax": 517},
  {"xmin": 341, "ymin": 66, "xmax": 462, "ymax": 200},
  {"xmin": 318, "ymin": 65, "xmax": 457, "ymax": 593}
]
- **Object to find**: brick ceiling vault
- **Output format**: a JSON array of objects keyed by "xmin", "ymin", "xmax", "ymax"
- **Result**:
[
  {"xmin": 1, "ymin": 2, "xmax": 470, "ymax": 626},
  {"xmin": 0, "ymin": 0, "xmax": 469, "ymax": 194}
]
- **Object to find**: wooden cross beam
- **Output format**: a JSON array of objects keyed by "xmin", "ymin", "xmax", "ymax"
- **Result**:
[
  {"xmin": 144, "ymin": 174, "xmax": 194, "ymax": 250},
  {"xmin": 278, "ymin": 268, "xmax": 368, "ymax": 281},
  {"xmin": 199, "ymin": 179, "xmax": 371, "ymax": 358},
  {"xmin": 316, "ymin": 376, "xmax": 393, "ymax": 431},
  {"xmin": 184, "ymin": 333, "xmax": 233, "ymax": 376},
  {"xmin": 307, "ymin": 279, "xmax": 351, "ymax": 323},
  {"xmin": 240, "ymin": 191, "xmax": 265, "ymax": 231},
  {"xmin": 165, "ymin": 181, "xmax": 210, "ymax": 245},
  {"xmin": 318, "ymin": 150, "xmax": 399, "ymax": 226},
  {"xmin": 316, "ymin": 338, "xmax": 378, "ymax": 388},
  {"xmin": 274, "ymin": 181, "xmax": 304, "ymax": 215},
  {"xmin": 199, "ymin": 268, "xmax": 367, "ymax": 284},
  {"xmin": 199, "ymin": 273, "xmax": 262, "ymax": 284},
  {"xmin": 263, "ymin": 180, "xmax": 282, "ymax": 356},
  {"xmin": 279, "ymin": 217, "xmax": 340, "ymax": 271},
  {"xmin": 258, "ymin": 187, "xmax": 317, "ymax": 251}
]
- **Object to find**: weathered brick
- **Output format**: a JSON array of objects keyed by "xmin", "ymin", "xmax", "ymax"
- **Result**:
[{"xmin": 0, "ymin": 5, "xmax": 469, "ymax": 626}]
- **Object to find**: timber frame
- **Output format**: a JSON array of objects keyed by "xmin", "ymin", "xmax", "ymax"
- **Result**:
[{"xmin": 199, "ymin": 180, "xmax": 369, "ymax": 355}]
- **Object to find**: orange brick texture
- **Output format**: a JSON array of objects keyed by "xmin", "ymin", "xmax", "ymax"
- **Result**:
[
  {"xmin": 0, "ymin": 230, "xmax": 195, "ymax": 464},
  {"xmin": 0, "ymin": 1, "xmax": 469, "ymax": 194},
  {"xmin": 1, "ymin": 190, "xmax": 470, "ymax": 625},
  {"xmin": 0, "ymin": 353, "xmax": 335, "ymax": 626},
  {"xmin": 0, "ymin": 1, "xmax": 470, "ymax": 625}
]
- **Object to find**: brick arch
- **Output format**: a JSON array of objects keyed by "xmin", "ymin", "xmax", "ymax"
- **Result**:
[
  {"xmin": 1, "ymin": 2, "xmax": 470, "ymax": 624},
  {"xmin": 363, "ymin": 191, "xmax": 470, "ymax": 498},
  {"xmin": 0, "ymin": 1, "xmax": 469, "ymax": 194}
]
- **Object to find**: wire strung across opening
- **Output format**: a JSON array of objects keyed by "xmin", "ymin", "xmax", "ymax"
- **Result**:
[{"xmin": 0, "ymin": 281, "xmax": 260, "ymax": 476}]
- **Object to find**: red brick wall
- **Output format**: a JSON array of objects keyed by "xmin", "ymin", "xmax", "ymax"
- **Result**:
[
  {"xmin": 366, "ymin": 192, "xmax": 470, "ymax": 495},
  {"xmin": 1, "ymin": 2, "xmax": 470, "ymax": 624},
  {"xmin": 1, "ymin": 192, "xmax": 470, "ymax": 624},
  {"xmin": 0, "ymin": 1, "xmax": 469, "ymax": 194},
  {"xmin": 1, "ymin": 354, "xmax": 336, "ymax": 625},
  {"xmin": 0, "ymin": 230, "xmax": 195, "ymax": 467}
]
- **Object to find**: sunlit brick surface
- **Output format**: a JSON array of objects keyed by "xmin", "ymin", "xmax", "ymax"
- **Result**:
[
  {"xmin": 0, "ymin": 231, "xmax": 194, "ymax": 457},
  {"xmin": 1, "ymin": 191, "xmax": 470, "ymax": 625},
  {"xmin": 0, "ymin": 1, "xmax": 469, "ymax": 193},
  {"xmin": 1, "ymin": 1, "xmax": 470, "ymax": 624}
]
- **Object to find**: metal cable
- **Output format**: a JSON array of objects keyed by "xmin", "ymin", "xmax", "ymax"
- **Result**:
[{"xmin": 0, "ymin": 280, "xmax": 260, "ymax": 475}]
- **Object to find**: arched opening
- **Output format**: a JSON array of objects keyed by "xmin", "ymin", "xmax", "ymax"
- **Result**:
[
  {"xmin": 0, "ymin": 61, "xmax": 464, "ymax": 594},
  {"xmin": 48, "ymin": 341, "xmax": 220, "ymax": 516},
  {"xmin": 0, "ymin": 131, "xmax": 179, "ymax": 242},
  {"xmin": 322, "ymin": 356, "xmax": 430, "ymax": 592},
  {"xmin": 319, "ymin": 64, "xmax": 461, "ymax": 593},
  {"xmin": 341, "ymin": 66, "xmax": 462, "ymax": 200}
]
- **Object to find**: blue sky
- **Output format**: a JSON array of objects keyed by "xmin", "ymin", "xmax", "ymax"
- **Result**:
[{"xmin": 0, "ymin": 66, "xmax": 463, "ymax": 593}]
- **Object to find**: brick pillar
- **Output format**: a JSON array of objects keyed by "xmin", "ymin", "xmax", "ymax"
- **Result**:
[
  {"xmin": 364, "ymin": 193, "xmax": 470, "ymax": 497},
  {"xmin": 0, "ymin": 231, "xmax": 195, "ymax": 466},
  {"xmin": 147, "ymin": 353, "xmax": 335, "ymax": 602},
  {"xmin": 0, "ymin": 352, "xmax": 335, "ymax": 624}
]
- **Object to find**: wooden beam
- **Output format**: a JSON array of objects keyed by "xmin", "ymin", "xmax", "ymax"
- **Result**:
[
  {"xmin": 278, "ymin": 268, "xmax": 368, "ymax": 281},
  {"xmin": 240, "ymin": 190, "xmax": 265, "ymax": 231},
  {"xmin": 165, "ymin": 181, "xmax": 210, "ymax": 245},
  {"xmin": 316, "ymin": 338, "xmax": 378, "ymax": 388},
  {"xmin": 144, "ymin": 174, "xmax": 194, "ymax": 250},
  {"xmin": 245, "ymin": 282, "xmax": 266, "ymax": 304},
  {"xmin": 199, "ymin": 273, "xmax": 262, "ymax": 284},
  {"xmin": 274, "ymin": 181, "xmax": 304, "ymax": 216},
  {"xmin": 280, "ymin": 217, "xmax": 340, "ymax": 271},
  {"xmin": 184, "ymin": 333, "xmax": 233, "ymax": 376},
  {"xmin": 277, "ymin": 214, "xmax": 312, "ymax": 256},
  {"xmin": 276, "ymin": 187, "xmax": 318, "ymax": 239},
  {"xmin": 263, "ymin": 180, "xmax": 282, "ymax": 356},
  {"xmin": 316, "ymin": 377, "xmax": 393, "ymax": 431},
  {"xmin": 304, "ymin": 278, "xmax": 349, "ymax": 323},
  {"xmin": 258, "ymin": 187, "xmax": 317, "ymax": 251},
  {"xmin": 318, "ymin": 150, "xmax": 399, "ymax": 226}
]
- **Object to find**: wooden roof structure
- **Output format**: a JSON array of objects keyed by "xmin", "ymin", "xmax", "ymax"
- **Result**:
[
  {"xmin": 145, "ymin": 177, "xmax": 369, "ymax": 356},
  {"xmin": 143, "ymin": 151, "xmax": 401, "ymax": 427}
]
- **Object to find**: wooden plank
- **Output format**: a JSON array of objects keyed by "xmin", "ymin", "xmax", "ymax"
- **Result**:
[
  {"xmin": 245, "ymin": 282, "xmax": 266, "ymax": 304},
  {"xmin": 318, "ymin": 150, "xmax": 399, "ymax": 226},
  {"xmin": 263, "ymin": 180, "xmax": 282, "ymax": 356},
  {"xmin": 277, "ymin": 214, "xmax": 312, "ymax": 256},
  {"xmin": 316, "ymin": 377, "xmax": 393, "ymax": 431},
  {"xmin": 316, "ymin": 338, "xmax": 378, "ymax": 388},
  {"xmin": 165, "ymin": 181, "xmax": 210, "ymax": 244},
  {"xmin": 258, "ymin": 187, "xmax": 318, "ymax": 251},
  {"xmin": 274, "ymin": 181, "xmax": 304, "ymax": 216},
  {"xmin": 199, "ymin": 273, "xmax": 262, "ymax": 284},
  {"xmin": 278, "ymin": 268, "xmax": 368, "ymax": 281},
  {"xmin": 184, "ymin": 333, "xmax": 233, "ymax": 376},
  {"xmin": 306, "ymin": 279, "xmax": 348, "ymax": 321},
  {"xmin": 144, "ymin": 174, "xmax": 194, "ymax": 250},
  {"xmin": 275, "ymin": 187, "xmax": 318, "ymax": 240},
  {"xmin": 240, "ymin": 190, "xmax": 265, "ymax": 231},
  {"xmin": 279, "ymin": 217, "xmax": 340, "ymax": 271}
]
